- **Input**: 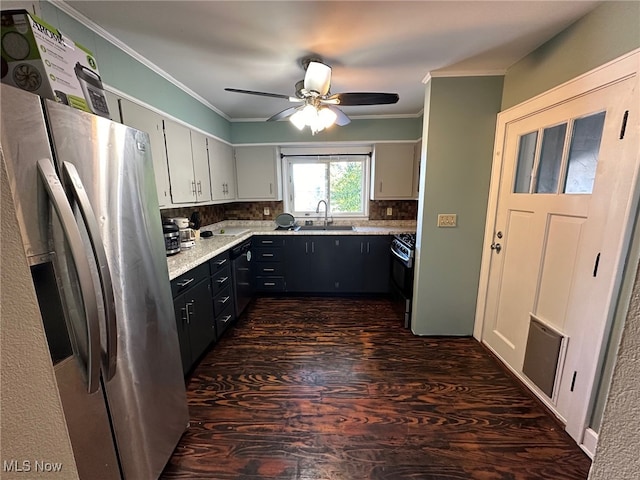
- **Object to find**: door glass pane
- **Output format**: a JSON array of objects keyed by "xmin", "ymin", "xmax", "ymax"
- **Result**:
[
  {"xmin": 564, "ymin": 111, "xmax": 606, "ymax": 194},
  {"xmin": 292, "ymin": 162, "xmax": 327, "ymax": 211},
  {"xmin": 535, "ymin": 123, "xmax": 567, "ymax": 193},
  {"xmin": 514, "ymin": 131, "xmax": 537, "ymax": 193}
]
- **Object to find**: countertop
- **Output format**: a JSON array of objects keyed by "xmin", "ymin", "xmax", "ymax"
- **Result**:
[{"xmin": 166, "ymin": 220, "xmax": 416, "ymax": 280}]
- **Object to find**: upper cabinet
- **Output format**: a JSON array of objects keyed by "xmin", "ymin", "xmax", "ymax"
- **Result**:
[
  {"xmin": 119, "ymin": 98, "xmax": 171, "ymax": 207},
  {"xmin": 208, "ymin": 137, "xmax": 236, "ymax": 202},
  {"xmin": 370, "ymin": 143, "xmax": 418, "ymax": 200},
  {"xmin": 234, "ymin": 146, "xmax": 282, "ymax": 201},
  {"xmin": 190, "ymin": 130, "xmax": 213, "ymax": 202},
  {"xmin": 164, "ymin": 120, "xmax": 212, "ymax": 204}
]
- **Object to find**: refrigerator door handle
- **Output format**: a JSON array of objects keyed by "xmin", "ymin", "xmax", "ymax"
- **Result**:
[
  {"xmin": 37, "ymin": 159, "xmax": 101, "ymax": 394},
  {"xmin": 62, "ymin": 161, "xmax": 118, "ymax": 381}
]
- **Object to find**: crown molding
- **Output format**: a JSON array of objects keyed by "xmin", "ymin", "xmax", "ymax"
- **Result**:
[
  {"xmin": 51, "ymin": 0, "xmax": 230, "ymax": 120},
  {"xmin": 422, "ymin": 69, "xmax": 506, "ymax": 84}
]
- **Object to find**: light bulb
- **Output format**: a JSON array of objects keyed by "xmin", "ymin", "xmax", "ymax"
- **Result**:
[
  {"xmin": 289, "ymin": 109, "xmax": 306, "ymax": 130},
  {"xmin": 318, "ymin": 107, "xmax": 337, "ymax": 129}
]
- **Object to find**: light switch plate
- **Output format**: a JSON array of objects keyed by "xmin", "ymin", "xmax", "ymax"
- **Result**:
[
  {"xmin": 437, "ymin": 213, "xmax": 457, "ymax": 227},
  {"xmin": 386, "ymin": 207, "xmax": 393, "ymax": 216},
  {"xmin": 264, "ymin": 207, "xmax": 270, "ymax": 216}
]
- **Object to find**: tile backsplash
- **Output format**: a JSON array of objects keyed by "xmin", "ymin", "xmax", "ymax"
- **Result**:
[{"xmin": 161, "ymin": 200, "xmax": 417, "ymax": 225}]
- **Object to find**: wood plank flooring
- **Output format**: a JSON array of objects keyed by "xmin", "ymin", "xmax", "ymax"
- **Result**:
[{"xmin": 161, "ymin": 297, "xmax": 591, "ymax": 480}]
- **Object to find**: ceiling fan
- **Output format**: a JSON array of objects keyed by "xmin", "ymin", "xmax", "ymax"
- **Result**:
[{"xmin": 225, "ymin": 57, "xmax": 399, "ymax": 134}]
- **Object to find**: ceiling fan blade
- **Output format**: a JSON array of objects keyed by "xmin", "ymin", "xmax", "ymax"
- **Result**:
[
  {"xmin": 325, "ymin": 105, "xmax": 351, "ymax": 126},
  {"xmin": 225, "ymin": 88, "xmax": 292, "ymax": 100},
  {"xmin": 267, "ymin": 106, "xmax": 300, "ymax": 122},
  {"xmin": 328, "ymin": 92, "xmax": 399, "ymax": 106},
  {"xmin": 304, "ymin": 61, "xmax": 332, "ymax": 96}
]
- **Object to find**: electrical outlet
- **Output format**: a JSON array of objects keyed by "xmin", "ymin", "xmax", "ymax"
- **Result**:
[
  {"xmin": 437, "ymin": 214, "xmax": 457, "ymax": 227},
  {"xmin": 263, "ymin": 207, "xmax": 270, "ymax": 216},
  {"xmin": 386, "ymin": 207, "xmax": 393, "ymax": 216}
]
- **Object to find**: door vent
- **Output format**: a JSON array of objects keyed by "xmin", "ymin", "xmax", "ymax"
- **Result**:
[{"xmin": 522, "ymin": 315, "xmax": 567, "ymax": 399}]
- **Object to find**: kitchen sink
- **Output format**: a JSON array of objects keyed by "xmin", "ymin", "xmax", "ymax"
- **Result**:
[{"xmin": 298, "ymin": 225, "xmax": 355, "ymax": 231}]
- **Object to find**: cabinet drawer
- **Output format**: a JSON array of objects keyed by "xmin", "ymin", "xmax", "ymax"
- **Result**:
[
  {"xmin": 253, "ymin": 248, "xmax": 284, "ymax": 262},
  {"xmin": 254, "ymin": 262, "xmax": 285, "ymax": 276},
  {"xmin": 211, "ymin": 265, "xmax": 231, "ymax": 295},
  {"xmin": 254, "ymin": 237, "xmax": 285, "ymax": 247},
  {"xmin": 209, "ymin": 252, "xmax": 230, "ymax": 274},
  {"xmin": 215, "ymin": 303, "xmax": 234, "ymax": 337},
  {"xmin": 171, "ymin": 263, "xmax": 210, "ymax": 297},
  {"xmin": 254, "ymin": 276, "xmax": 285, "ymax": 291},
  {"xmin": 213, "ymin": 286, "xmax": 233, "ymax": 317}
]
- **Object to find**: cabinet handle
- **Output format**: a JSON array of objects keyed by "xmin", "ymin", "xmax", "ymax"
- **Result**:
[
  {"xmin": 181, "ymin": 307, "xmax": 188, "ymax": 325},
  {"xmin": 197, "ymin": 180, "xmax": 202, "ymax": 194},
  {"xmin": 367, "ymin": 242, "xmax": 371, "ymax": 254},
  {"xmin": 214, "ymin": 258, "xmax": 227, "ymax": 267},
  {"xmin": 221, "ymin": 314, "xmax": 232, "ymax": 324},
  {"xmin": 311, "ymin": 241, "xmax": 315, "ymax": 254},
  {"xmin": 263, "ymin": 268, "xmax": 275, "ymax": 272},
  {"xmin": 262, "ymin": 253, "xmax": 274, "ymax": 257},
  {"xmin": 305, "ymin": 242, "xmax": 308, "ymax": 254},
  {"xmin": 269, "ymin": 183, "xmax": 273, "ymax": 194},
  {"xmin": 216, "ymin": 276, "xmax": 229, "ymax": 284},
  {"xmin": 191, "ymin": 180, "xmax": 196, "ymax": 195},
  {"xmin": 360, "ymin": 242, "xmax": 363, "ymax": 254},
  {"xmin": 219, "ymin": 296, "xmax": 230, "ymax": 305},
  {"xmin": 264, "ymin": 282, "xmax": 276, "ymax": 286},
  {"xmin": 261, "ymin": 240, "xmax": 274, "ymax": 244},
  {"xmin": 177, "ymin": 277, "xmax": 194, "ymax": 288},
  {"xmin": 185, "ymin": 302, "xmax": 193, "ymax": 324}
]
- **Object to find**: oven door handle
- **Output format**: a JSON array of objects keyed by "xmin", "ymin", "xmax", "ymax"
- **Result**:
[{"xmin": 391, "ymin": 246, "xmax": 409, "ymax": 263}]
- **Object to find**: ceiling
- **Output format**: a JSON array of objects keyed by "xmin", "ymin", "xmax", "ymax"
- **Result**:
[{"xmin": 62, "ymin": 1, "xmax": 600, "ymax": 121}]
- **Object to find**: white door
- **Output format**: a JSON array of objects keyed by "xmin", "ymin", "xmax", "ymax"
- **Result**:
[{"xmin": 478, "ymin": 60, "xmax": 638, "ymax": 446}]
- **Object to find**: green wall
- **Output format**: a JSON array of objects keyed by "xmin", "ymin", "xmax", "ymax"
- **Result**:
[
  {"xmin": 231, "ymin": 116, "xmax": 422, "ymax": 144},
  {"xmin": 412, "ymin": 76, "xmax": 504, "ymax": 336},
  {"xmin": 502, "ymin": 1, "xmax": 640, "ymax": 110}
]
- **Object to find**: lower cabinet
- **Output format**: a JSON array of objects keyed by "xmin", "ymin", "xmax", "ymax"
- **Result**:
[
  {"xmin": 253, "ymin": 234, "xmax": 391, "ymax": 294},
  {"xmin": 171, "ymin": 251, "xmax": 235, "ymax": 375}
]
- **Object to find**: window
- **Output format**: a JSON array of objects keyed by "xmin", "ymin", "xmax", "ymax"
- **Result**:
[
  {"xmin": 513, "ymin": 111, "xmax": 606, "ymax": 195},
  {"xmin": 284, "ymin": 154, "xmax": 370, "ymax": 217}
]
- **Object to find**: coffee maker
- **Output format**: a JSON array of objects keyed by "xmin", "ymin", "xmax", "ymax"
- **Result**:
[{"xmin": 170, "ymin": 217, "xmax": 195, "ymax": 249}]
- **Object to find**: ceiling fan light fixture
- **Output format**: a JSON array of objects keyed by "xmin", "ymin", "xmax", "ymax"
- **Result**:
[
  {"xmin": 304, "ymin": 61, "xmax": 332, "ymax": 96},
  {"xmin": 318, "ymin": 106, "xmax": 337, "ymax": 129},
  {"xmin": 289, "ymin": 109, "xmax": 307, "ymax": 130}
]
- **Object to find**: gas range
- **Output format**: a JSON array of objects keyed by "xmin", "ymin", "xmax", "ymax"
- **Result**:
[{"xmin": 391, "ymin": 232, "xmax": 416, "ymax": 268}]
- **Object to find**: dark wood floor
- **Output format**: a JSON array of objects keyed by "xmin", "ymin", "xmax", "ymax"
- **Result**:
[{"xmin": 161, "ymin": 297, "xmax": 591, "ymax": 480}]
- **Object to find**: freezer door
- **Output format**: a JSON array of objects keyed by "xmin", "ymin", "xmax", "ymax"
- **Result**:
[{"xmin": 44, "ymin": 99, "xmax": 188, "ymax": 479}]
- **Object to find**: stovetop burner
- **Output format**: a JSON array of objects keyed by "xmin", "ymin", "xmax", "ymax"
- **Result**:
[{"xmin": 394, "ymin": 232, "xmax": 416, "ymax": 250}]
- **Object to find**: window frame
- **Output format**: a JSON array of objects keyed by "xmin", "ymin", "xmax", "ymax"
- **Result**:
[{"xmin": 282, "ymin": 148, "xmax": 371, "ymax": 219}]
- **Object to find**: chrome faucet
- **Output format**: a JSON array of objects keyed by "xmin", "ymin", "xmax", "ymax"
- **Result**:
[{"xmin": 316, "ymin": 199, "xmax": 328, "ymax": 228}]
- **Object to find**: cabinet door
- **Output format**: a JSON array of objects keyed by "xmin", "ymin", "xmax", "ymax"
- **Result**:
[
  {"xmin": 184, "ymin": 278, "xmax": 216, "ymax": 362},
  {"xmin": 164, "ymin": 119, "xmax": 196, "ymax": 204},
  {"xmin": 173, "ymin": 293, "xmax": 192, "ymax": 376},
  {"xmin": 360, "ymin": 236, "xmax": 391, "ymax": 293},
  {"xmin": 208, "ymin": 137, "xmax": 236, "ymax": 201},
  {"xmin": 119, "ymin": 98, "xmax": 172, "ymax": 207},
  {"xmin": 285, "ymin": 236, "xmax": 335, "ymax": 293},
  {"xmin": 190, "ymin": 130, "xmax": 212, "ymax": 202},
  {"xmin": 235, "ymin": 146, "xmax": 281, "ymax": 200},
  {"xmin": 371, "ymin": 143, "xmax": 416, "ymax": 199}
]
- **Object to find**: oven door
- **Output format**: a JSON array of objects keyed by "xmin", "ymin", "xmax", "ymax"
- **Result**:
[{"xmin": 390, "ymin": 251, "xmax": 414, "ymax": 328}]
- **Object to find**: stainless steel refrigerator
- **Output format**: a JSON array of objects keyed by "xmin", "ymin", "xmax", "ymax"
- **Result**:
[{"xmin": 1, "ymin": 83, "xmax": 189, "ymax": 479}]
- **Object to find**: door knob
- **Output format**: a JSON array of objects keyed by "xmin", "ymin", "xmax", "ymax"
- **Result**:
[{"xmin": 490, "ymin": 242, "xmax": 502, "ymax": 253}]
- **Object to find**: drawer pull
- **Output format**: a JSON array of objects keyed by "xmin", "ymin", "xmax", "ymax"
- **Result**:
[
  {"xmin": 261, "ymin": 240, "xmax": 274, "ymax": 244},
  {"xmin": 177, "ymin": 277, "xmax": 194, "ymax": 288},
  {"xmin": 262, "ymin": 253, "xmax": 274, "ymax": 257},
  {"xmin": 221, "ymin": 315, "xmax": 232, "ymax": 324},
  {"xmin": 263, "ymin": 268, "xmax": 275, "ymax": 272},
  {"xmin": 214, "ymin": 258, "xmax": 227, "ymax": 267},
  {"xmin": 216, "ymin": 276, "xmax": 229, "ymax": 284},
  {"xmin": 264, "ymin": 282, "xmax": 276, "ymax": 286},
  {"xmin": 218, "ymin": 296, "xmax": 230, "ymax": 304}
]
